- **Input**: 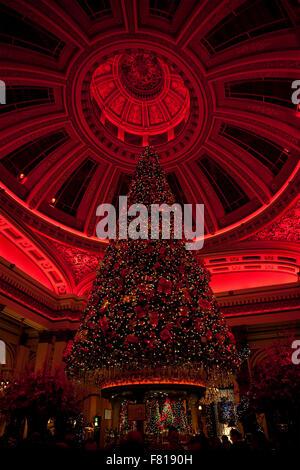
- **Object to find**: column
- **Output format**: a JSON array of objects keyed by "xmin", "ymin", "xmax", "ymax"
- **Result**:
[
  {"xmin": 14, "ymin": 345, "xmax": 29, "ymax": 376},
  {"xmin": 99, "ymin": 392, "xmax": 112, "ymax": 449},
  {"xmin": 51, "ymin": 330, "xmax": 74, "ymax": 371},
  {"xmin": 111, "ymin": 397, "xmax": 121, "ymax": 432},
  {"xmin": 189, "ymin": 394, "xmax": 199, "ymax": 434},
  {"xmin": 34, "ymin": 331, "xmax": 54, "ymax": 372}
]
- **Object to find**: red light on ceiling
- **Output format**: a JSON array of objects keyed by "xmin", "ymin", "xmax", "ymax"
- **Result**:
[
  {"xmin": 90, "ymin": 53, "xmax": 190, "ymax": 144},
  {"xmin": 101, "ymin": 378, "xmax": 205, "ymax": 390},
  {"xmin": 18, "ymin": 173, "xmax": 27, "ymax": 183}
]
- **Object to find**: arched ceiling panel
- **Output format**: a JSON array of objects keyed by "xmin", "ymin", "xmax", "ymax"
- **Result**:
[{"xmin": 0, "ymin": 0, "xmax": 298, "ymax": 250}]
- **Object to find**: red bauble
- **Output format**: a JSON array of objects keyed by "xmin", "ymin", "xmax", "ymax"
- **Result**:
[
  {"xmin": 134, "ymin": 305, "xmax": 146, "ymax": 318},
  {"xmin": 160, "ymin": 328, "xmax": 172, "ymax": 341},
  {"xmin": 158, "ymin": 277, "xmax": 172, "ymax": 295},
  {"xmin": 149, "ymin": 311, "xmax": 159, "ymax": 326},
  {"xmin": 183, "ymin": 288, "xmax": 191, "ymax": 302},
  {"xmin": 206, "ymin": 330, "xmax": 213, "ymax": 341},
  {"xmin": 126, "ymin": 335, "xmax": 138, "ymax": 343},
  {"xmin": 179, "ymin": 306, "xmax": 189, "ymax": 316},
  {"xmin": 99, "ymin": 316, "xmax": 109, "ymax": 334},
  {"xmin": 198, "ymin": 298, "xmax": 211, "ymax": 310}
]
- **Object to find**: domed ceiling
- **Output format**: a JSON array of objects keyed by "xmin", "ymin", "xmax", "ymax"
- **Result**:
[
  {"xmin": 0, "ymin": 0, "xmax": 299, "ymax": 298},
  {"xmin": 91, "ymin": 54, "xmax": 190, "ymax": 145}
]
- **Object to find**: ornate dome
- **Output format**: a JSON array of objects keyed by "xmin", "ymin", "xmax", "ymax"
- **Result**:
[
  {"xmin": 0, "ymin": 0, "xmax": 299, "ymax": 297},
  {"xmin": 91, "ymin": 53, "xmax": 190, "ymax": 145}
]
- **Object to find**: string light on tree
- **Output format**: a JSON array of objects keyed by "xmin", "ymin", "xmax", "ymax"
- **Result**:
[{"xmin": 65, "ymin": 146, "xmax": 240, "ymax": 387}]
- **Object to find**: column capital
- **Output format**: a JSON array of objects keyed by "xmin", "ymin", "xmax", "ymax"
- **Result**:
[
  {"xmin": 53, "ymin": 330, "xmax": 75, "ymax": 342},
  {"xmin": 38, "ymin": 331, "xmax": 54, "ymax": 343}
]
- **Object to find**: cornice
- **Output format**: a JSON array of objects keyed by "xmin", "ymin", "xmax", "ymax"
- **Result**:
[
  {"xmin": 217, "ymin": 282, "xmax": 300, "ymax": 316},
  {"xmin": 0, "ymin": 188, "xmax": 107, "ymax": 252},
  {"xmin": 0, "ymin": 257, "xmax": 86, "ymax": 323},
  {"xmin": 0, "ymin": 253, "xmax": 299, "ymax": 328}
]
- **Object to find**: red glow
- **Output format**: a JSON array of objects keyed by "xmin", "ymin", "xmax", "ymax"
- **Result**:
[
  {"xmin": 210, "ymin": 271, "xmax": 297, "ymax": 293},
  {"xmin": 91, "ymin": 54, "xmax": 190, "ymax": 142},
  {"xmin": 0, "ymin": 233, "xmax": 53, "ymax": 289},
  {"xmin": 0, "ymin": 214, "xmax": 70, "ymax": 294},
  {"xmin": 101, "ymin": 378, "xmax": 205, "ymax": 390}
]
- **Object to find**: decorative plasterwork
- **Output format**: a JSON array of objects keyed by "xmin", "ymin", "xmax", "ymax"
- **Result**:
[
  {"xmin": 0, "ymin": 212, "xmax": 70, "ymax": 295},
  {"xmin": 249, "ymin": 198, "xmax": 300, "ymax": 241},
  {"xmin": 203, "ymin": 173, "xmax": 300, "ymax": 250},
  {"xmin": 0, "ymin": 251, "xmax": 298, "ymax": 327},
  {"xmin": 0, "ymin": 189, "xmax": 106, "ymax": 252},
  {"xmin": 91, "ymin": 54, "xmax": 190, "ymax": 143},
  {"xmin": 0, "ymin": 2, "xmax": 299, "ymax": 246},
  {"xmin": 52, "ymin": 241, "xmax": 100, "ymax": 285},
  {"xmin": 201, "ymin": 245, "xmax": 300, "ymax": 290},
  {"xmin": 0, "ymin": 171, "xmax": 299, "ymax": 253},
  {"xmin": 217, "ymin": 283, "xmax": 300, "ymax": 317},
  {"xmin": 0, "ymin": 258, "xmax": 86, "ymax": 323}
]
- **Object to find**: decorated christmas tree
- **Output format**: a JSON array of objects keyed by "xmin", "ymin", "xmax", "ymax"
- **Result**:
[
  {"xmin": 172, "ymin": 399, "xmax": 191, "ymax": 433},
  {"xmin": 65, "ymin": 147, "xmax": 240, "ymax": 386},
  {"xmin": 161, "ymin": 398, "xmax": 174, "ymax": 429},
  {"xmin": 146, "ymin": 399, "xmax": 163, "ymax": 434}
]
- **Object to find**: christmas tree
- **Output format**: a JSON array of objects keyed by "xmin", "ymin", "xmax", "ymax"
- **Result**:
[
  {"xmin": 172, "ymin": 400, "xmax": 191, "ymax": 433},
  {"xmin": 161, "ymin": 398, "xmax": 174, "ymax": 429},
  {"xmin": 65, "ymin": 147, "xmax": 240, "ymax": 386},
  {"xmin": 147, "ymin": 399, "xmax": 163, "ymax": 434}
]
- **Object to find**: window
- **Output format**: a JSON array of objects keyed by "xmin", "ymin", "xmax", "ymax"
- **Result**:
[
  {"xmin": 53, "ymin": 158, "xmax": 98, "ymax": 217},
  {"xmin": 1, "ymin": 130, "xmax": 70, "ymax": 177},
  {"xmin": 200, "ymin": 0, "xmax": 291, "ymax": 55},
  {"xmin": 196, "ymin": 155, "xmax": 250, "ymax": 214},
  {"xmin": 124, "ymin": 132, "xmax": 143, "ymax": 146},
  {"xmin": 220, "ymin": 124, "xmax": 288, "ymax": 176},
  {"xmin": 166, "ymin": 172, "xmax": 187, "ymax": 206},
  {"xmin": 149, "ymin": 0, "xmax": 181, "ymax": 21},
  {"xmin": 225, "ymin": 78, "xmax": 295, "ymax": 109},
  {"xmin": 0, "ymin": 86, "xmax": 55, "ymax": 114},
  {"xmin": 0, "ymin": 4, "xmax": 65, "ymax": 58},
  {"xmin": 76, "ymin": 0, "xmax": 112, "ymax": 20},
  {"xmin": 111, "ymin": 173, "xmax": 132, "ymax": 214},
  {"xmin": 149, "ymin": 133, "xmax": 168, "ymax": 146},
  {"xmin": 105, "ymin": 119, "xmax": 118, "ymax": 138}
]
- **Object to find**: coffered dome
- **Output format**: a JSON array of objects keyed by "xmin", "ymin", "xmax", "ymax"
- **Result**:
[
  {"xmin": 0, "ymin": 0, "xmax": 298, "ymax": 250},
  {"xmin": 91, "ymin": 53, "xmax": 190, "ymax": 145}
]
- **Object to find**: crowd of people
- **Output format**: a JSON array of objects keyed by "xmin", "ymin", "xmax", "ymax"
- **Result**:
[
  {"xmin": 0, "ymin": 424, "xmax": 297, "ymax": 460},
  {"xmin": 112, "ymin": 427, "xmax": 297, "ymax": 457}
]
